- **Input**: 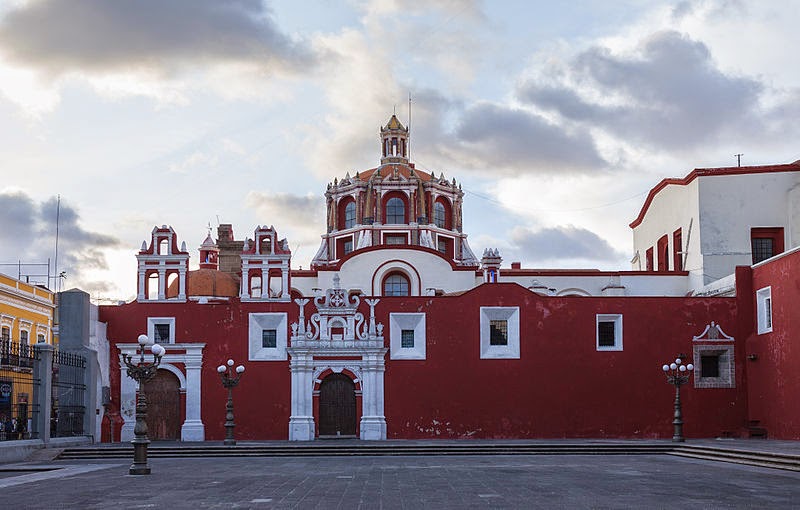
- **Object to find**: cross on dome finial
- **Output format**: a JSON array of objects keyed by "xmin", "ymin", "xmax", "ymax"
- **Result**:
[{"xmin": 333, "ymin": 273, "xmax": 341, "ymax": 289}]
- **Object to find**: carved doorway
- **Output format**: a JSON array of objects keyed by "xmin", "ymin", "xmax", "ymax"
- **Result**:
[
  {"xmin": 318, "ymin": 373, "xmax": 356, "ymax": 438},
  {"xmin": 143, "ymin": 370, "xmax": 181, "ymax": 440}
]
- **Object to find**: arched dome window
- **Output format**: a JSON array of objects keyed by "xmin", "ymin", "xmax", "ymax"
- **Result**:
[
  {"xmin": 434, "ymin": 202, "xmax": 446, "ymax": 228},
  {"xmin": 383, "ymin": 272, "xmax": 410, "ymax": 296},
  {"xmin": 385, "ymin": 197, "xmax": 405, "ymax": 224},
  {"xmin": 344, "ymin": 201, "xmax": 356, "ymax": 229}
]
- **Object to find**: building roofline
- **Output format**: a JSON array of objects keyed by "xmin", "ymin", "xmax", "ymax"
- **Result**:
[{"xmin": 630, "ymin": 162, "xmax": 800, "ymax": 229}]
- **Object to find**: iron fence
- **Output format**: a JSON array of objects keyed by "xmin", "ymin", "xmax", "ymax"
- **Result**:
[
  {"xmin": 0, "ymin": 338, "xmax": 38, "ymax": 440},
  {"xmin": 51, "ymin": 349, "xmax": 86, "ymax": 438}
]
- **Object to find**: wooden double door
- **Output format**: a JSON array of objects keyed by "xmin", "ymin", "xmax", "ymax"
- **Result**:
[
  {"xmin": 318, "ymin": 373, "xmax": 356, "ymax": 437},
  {"xmin": 143, "ymin": 370, "xmax": 181, "ymax": 440}
]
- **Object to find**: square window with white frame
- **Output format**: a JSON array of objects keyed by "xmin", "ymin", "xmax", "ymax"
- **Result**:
[
  {"xmin": 480, "ymin": 307, "xmax": 520, "ymax": 359},
  {"xmin": 249, "ymin": 313, "xmax": 288, "ymax": 361},
  {"xmin": 596, "ymin": 314, "xmax": 623, "ymax": 351},
  {"xmin": 756, "ymin": 286, "xmax": 772, "ymax": 334},
  {"xmin": 147, "ymin": 317, "xmax": 176, "ymax": 344},
  {"xmin": 390, "ymin": 313, "xmax": 426, "ymax": 360}
]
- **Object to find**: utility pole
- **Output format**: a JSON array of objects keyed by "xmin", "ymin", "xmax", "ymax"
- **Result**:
[{"xmin": 735, "ymin": 153, "xmax": 743, "ymax": 167}]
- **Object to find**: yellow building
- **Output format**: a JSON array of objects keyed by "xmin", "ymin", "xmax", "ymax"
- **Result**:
[{"xmin": 0, "ymin": 273, "xmax": 56, "ymax": 439}]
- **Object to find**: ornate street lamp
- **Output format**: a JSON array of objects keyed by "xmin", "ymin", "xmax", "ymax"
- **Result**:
[
  {"xmin": 120, "ymin": 334, "xmax": 165, "ymax": 475},
  {"xmin": 217, "ymin": 359, "xmax": 245, "ymax": 446},
  {"xmin": 661, "ymin": 354, "xmax": 694, "ymax": 442}
]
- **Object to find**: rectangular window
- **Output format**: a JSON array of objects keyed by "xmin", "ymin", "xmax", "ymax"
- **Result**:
[
  {"xmin": 596, "ymin": 314, "xmax": 623, "ymax": 351},
  {"xmin": 401, "ymin": 329, "xmax": 415, "ymax": 348},
  {"xmin": 343, "ymin": 239, "xmax": 353, "ymax": 255},
  {"xmin": 385, "ymin": 234, "xmax": 407, "ymax": 245},
  {"xmin": 262, "ymin": 329, "xmax": 277, "ymax": 348},
  {"xmin": 700, "ymin": 355, "xmax": 720, "ymax": 378},
  {"xmin": 437, "ymin": 238, "xmax": 447, "ymax": 253},
  {"xmin": 693, "ymin": 345, "xmax": 735, "ymax": 389},
  {"xmin": 153, "ymin": 324, "xmax": 171, "ymax": 344},
  {"xmin": 751, "ymin": 227, "xmax": 784, "ymax": 264},
  {"xmin": 1, "ymin": 327, "xmax": 8, "ymax": 342},
  {"xmin": 489, "ymin": 320, "xmax": 508, "ymax": 346},
  {"xmin": 597, "ymin": 321, "xmax": 616, "ymax": 347},
  {"xmin": 756, "ymin": 287, "xmax": 773, "ymax": 334}
]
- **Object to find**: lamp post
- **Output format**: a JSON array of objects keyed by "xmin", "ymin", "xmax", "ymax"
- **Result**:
[
  {"xmin": 120, "ymin": 334, "xmax": 165, "ymax": 475},
  {"xmin": 661, "ymin": 354, "xmax": 694, "ymax": 442},
  {"xmin": 217, "ymin": 359, "xmax": 245, "ymax": 446}
]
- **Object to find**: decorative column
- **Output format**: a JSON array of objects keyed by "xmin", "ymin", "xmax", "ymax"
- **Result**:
[
  {"xmin": 157, "ymin": 268, "xmax": 166, "ymax": 300},
  {"xmin": 260, "ymin": 267, "xmax": 268, "ymax": 299},
  {"xmin": 240, "ymin": 267, "xmax": 250, "ymax": 299},
  {"xmin": 181, "ymin": 349, "xmax": 205, "ymax": 441},
  {"xmin": 119, "ymin": 362, "xmax": 138, "ymax": 442},
  {"xmin": 178, "ymin": 268, "xmax": 187, "ymax": 301},
  {"xmin": 137, "ymin": 269, "xmax": 146, "ymax": 301},
  {"xmin": 288, "ymin": 353, "xmax": 315, "ymax": 441},
  {"xmin": 281, "ymin": 261, "xmax": 289, "ymax": 299},
  {"xmin": 359, "ymin": 352, "xmax": 387, "ymax": 440}
]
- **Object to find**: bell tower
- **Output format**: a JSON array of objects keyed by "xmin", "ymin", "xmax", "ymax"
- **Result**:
[{"xmin": 380, "ymin": 114, "xmax": 409, "ymax": 165}]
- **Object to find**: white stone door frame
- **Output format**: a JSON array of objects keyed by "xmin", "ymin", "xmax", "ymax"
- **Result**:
[
  {"xmin": 288, "ymin": 347, "xmax": 388, "ymax": 441},
  {"xmin": 117, "ymin": 343, "xmax": 206, "ymax": 442}
]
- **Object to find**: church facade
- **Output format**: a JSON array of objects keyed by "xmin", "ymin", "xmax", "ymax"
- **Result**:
[{"xmin": 97, "ymin": 116, "xmax": 800, "ymax": 442}]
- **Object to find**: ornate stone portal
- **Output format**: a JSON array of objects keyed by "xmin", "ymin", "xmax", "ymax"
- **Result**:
[{"xmin": 287, "ymin": 275, "xmax": 388, "ymax": 440}]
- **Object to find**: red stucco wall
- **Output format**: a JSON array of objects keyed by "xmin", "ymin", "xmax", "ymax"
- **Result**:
[
  {"xmin": 745, "ymin": 249, "xmax": 800, "ymax": 439},
  {"xmin": 100, "ymin": 283, "xmax": 746, "ymax": 441}
]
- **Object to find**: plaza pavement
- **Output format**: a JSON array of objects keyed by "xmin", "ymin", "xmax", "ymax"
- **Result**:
[{"xmin": 1, "ymin": 439, "xmax": 799, "ymax": 509}]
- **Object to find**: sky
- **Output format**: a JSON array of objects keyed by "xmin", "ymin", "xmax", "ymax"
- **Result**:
[{"xmin": 1, "ymin": 0, "xmax": 799, "ymax": 302}]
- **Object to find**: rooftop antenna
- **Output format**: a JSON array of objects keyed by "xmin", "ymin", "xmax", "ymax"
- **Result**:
[{"xmin": 735, "ymin": 153, "xmax": 743, "ymax": 167}]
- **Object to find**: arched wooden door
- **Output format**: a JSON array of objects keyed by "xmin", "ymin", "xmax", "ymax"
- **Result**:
[
  {"xmin": 318, "ymin": 373, "xmax": 356, "ymax": 437},
  {"xmin": 143, "ymin": 370, "xmax": 181, "ymax": 440}
]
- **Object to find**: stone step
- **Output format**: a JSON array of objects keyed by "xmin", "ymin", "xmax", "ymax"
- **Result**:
[
  {"xmin": 58, "ymin": 443, "xmax": 672, "ymax": 460},
  {"xmin": 669, "ymin": 445, "xmax": 800, "ymax": 472}
]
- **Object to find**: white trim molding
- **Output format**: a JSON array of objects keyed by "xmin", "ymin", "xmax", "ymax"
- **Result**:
[
  {"xmin": 479, "ymin": 307, "xmax": 520, "ymax": 359},
  {"xmin": 389, "ymin": 313, "xmax": 426, "ymax": 360},
  {"xmin": 756, "ymin": 286, "xmax": 773, "ymax": 335},
  {"xmin": 147, "ymin": 317, "xmax": 176, "ymax": 344},
  {"xmin": 249, "ymin": 313, "xmax": 288, "ymax": 361},
  {"xmin": 596, "ymin": 314, "xmax": 623, "ymax": 351}
]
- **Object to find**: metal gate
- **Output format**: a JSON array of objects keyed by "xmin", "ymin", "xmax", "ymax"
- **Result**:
[
  {"xmin": 51, "ymin": 350, "xmax": 86, "ymax": 438},
  {"xmin": 0, "ymin": 338, "xmax": 38, "ymax": 440},
  {"xmin": 318, "ymin": 373, "xmax": 356, "ymax": 437}
]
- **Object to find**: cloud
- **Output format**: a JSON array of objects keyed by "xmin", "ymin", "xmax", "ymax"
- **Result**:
[
  {"xmin": 518, "ymin": 30, "xmax": 764, "ymax": 151},
  {"xmin": 0, "ymin": 191, "xmax": 120, "ymax": 288},
  {"xmin": 245, "ymin": 191, "xmax": 325, "ymax": 264},
  {"xmin": 0, "ymin": 0, "xmax": 316, "ymax": 78},
  {"xmin": 450, "ymin": 102, "xmax": 606, "ymax": 174},
  {"xmin": 510, "ymin": 225, "xmax": 625, "ymax": 263}
]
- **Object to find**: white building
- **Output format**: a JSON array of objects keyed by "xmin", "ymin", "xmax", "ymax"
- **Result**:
[{"xmin": 629, "ymin": 161, "xmax": 800, "ymax": 293}]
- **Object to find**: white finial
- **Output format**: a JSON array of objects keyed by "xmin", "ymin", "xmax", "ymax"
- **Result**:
[{"xmin": 333, "ymin": 274, "xmax": 341, "ymax": 289}]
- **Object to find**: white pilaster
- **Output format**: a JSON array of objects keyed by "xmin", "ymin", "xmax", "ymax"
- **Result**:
[
  {"xmin": 158, "ymin": 268, "xmax": 166, "ymax": 300},
  {"xmin": 181, "ymin": 349, "xmax": 205, "ymax": 441},
  {"xmin": 260, "ymin": 267, "xmax": 268, "ymax": 298},
  {"xmin": 288, "ymin": 352, "xmax": 315, "ymax": 441},
  {"xmin": 137, "ymin": 269, "xmax": 146, "ymax": 301},
  {"xmin": 119, "ymin": 363, "xmax": 137, "ymax": 442},
  {"xmin": 178, "ymin": 268, "xmax": 187, "ymax": 301}
]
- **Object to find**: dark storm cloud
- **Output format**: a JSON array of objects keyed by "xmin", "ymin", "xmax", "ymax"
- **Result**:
[
  {"xmin": 0, "ymin": 191, "xmax": 120, "ymax": 286},
  {"xmin": 518, "ymin": 31, "xmax": 763, "ymax": 150},
  {"xmin": 0, "ymin": 0, "xmax": 316, "ymax": 76},
  {"xmin": 453, "ymin": 103, "xmax": 606, "ymax": 173},
  {"xmin": 511, "ymin": 226, "xmax": 623, "ymax": 262}
]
